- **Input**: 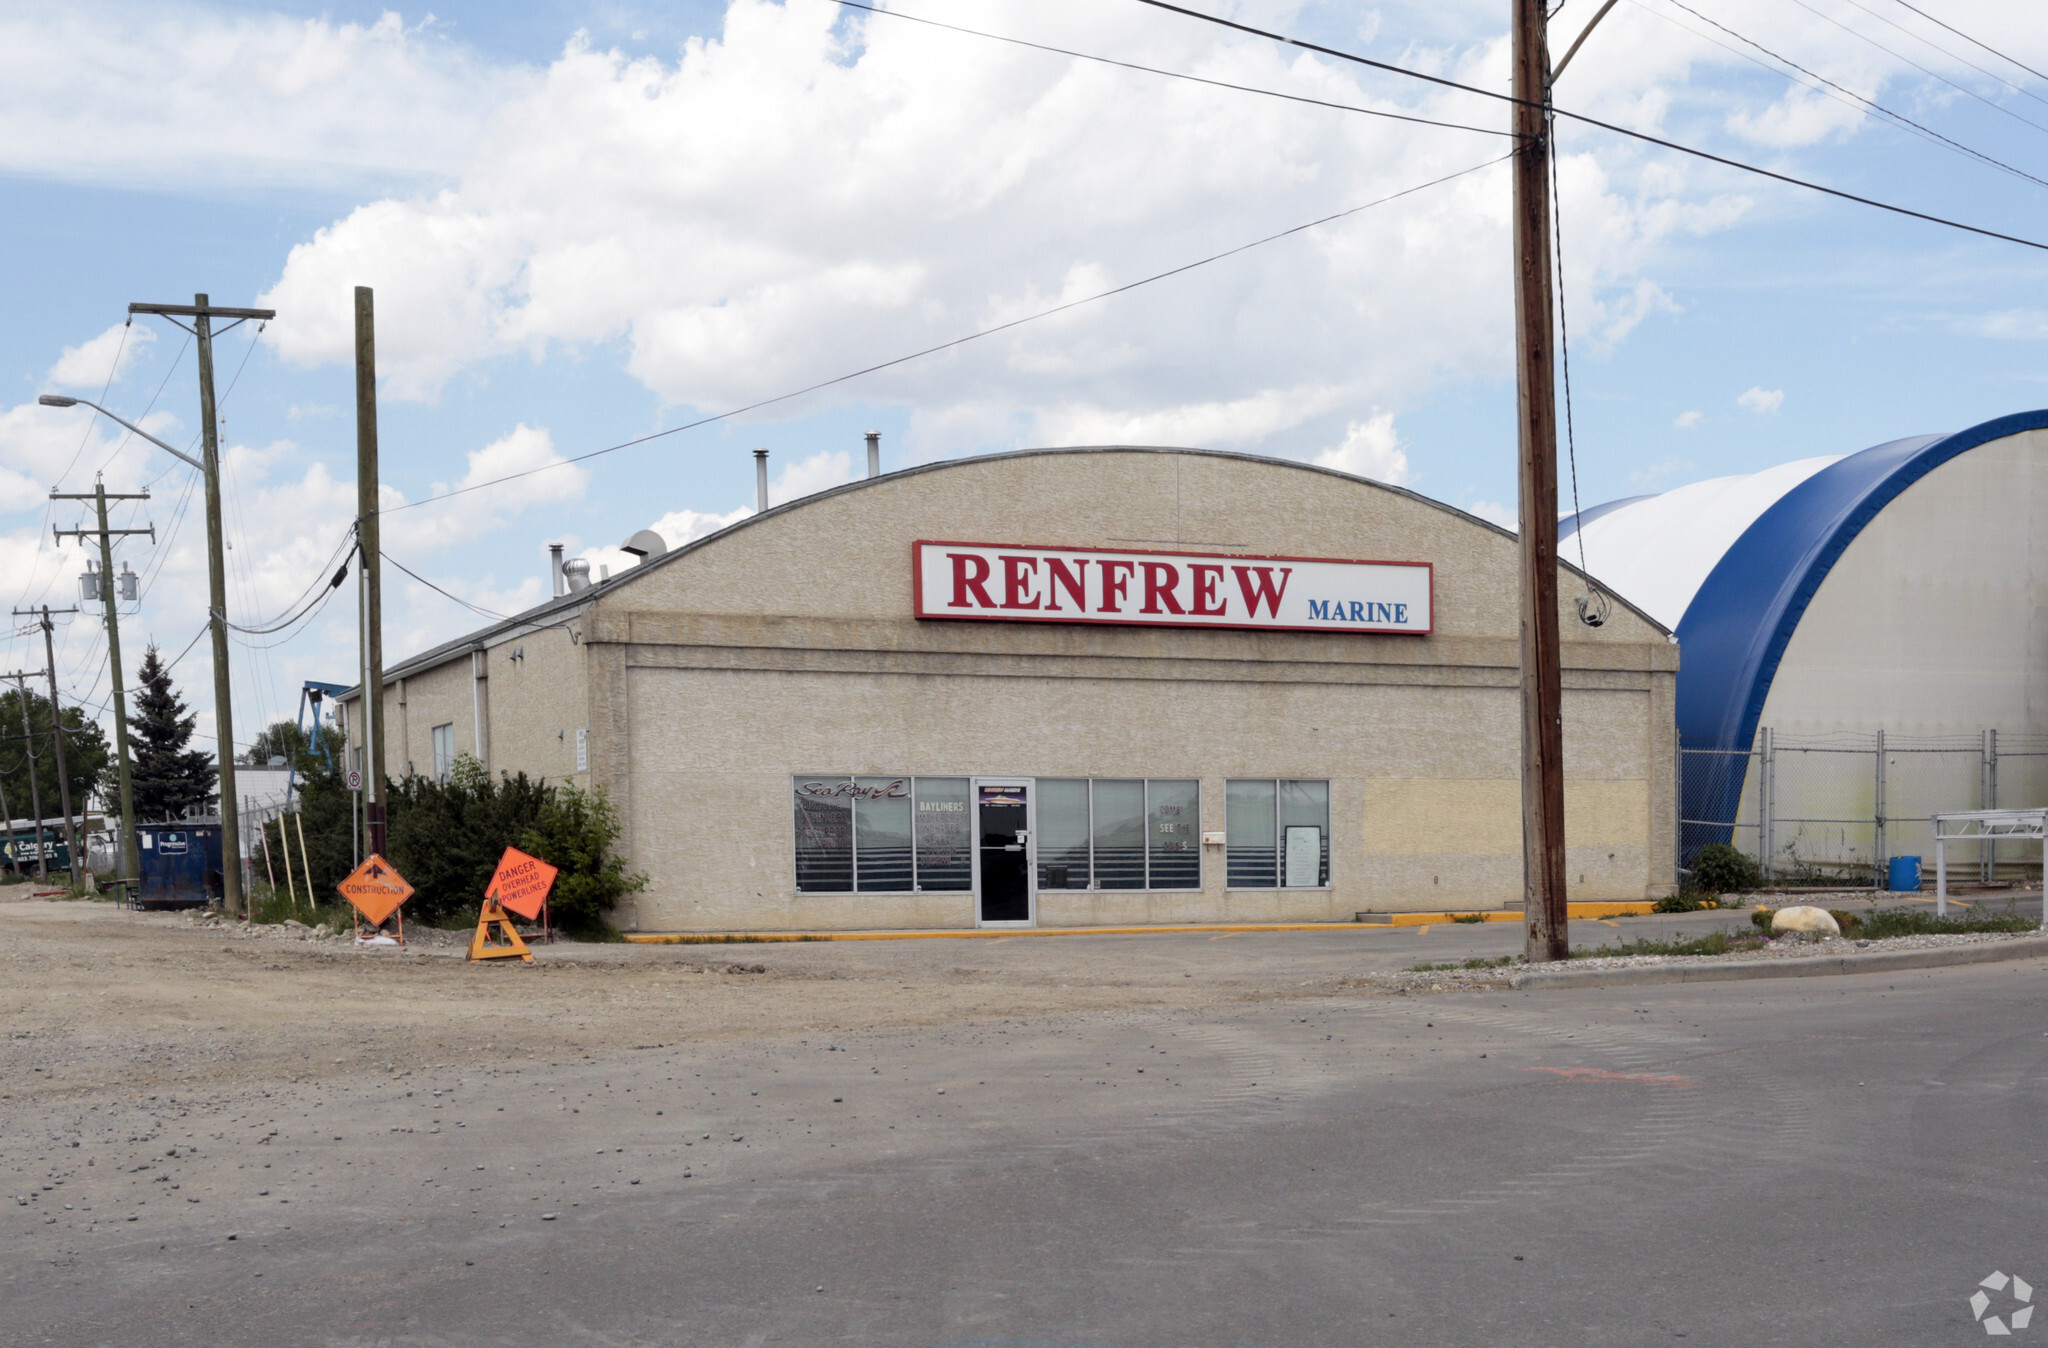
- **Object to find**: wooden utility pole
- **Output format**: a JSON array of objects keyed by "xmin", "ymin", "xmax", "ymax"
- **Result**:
[
  {"xmin": 129, "ymin": 295, "xmax": 275, "ymax": 916},
  {"xmin": 354, "ymin": 286, "xmax": 387, "ymax": 858},
  {"xmin": 34, "ymin": 608, "xmax": 82, "ymax": 884},
  {"xmin": 7, "ymin": 673, "xmax": 47, "ymax": 879},
  {"xmin": 53, "ymin": 483, "xmax": 153, "ymax": 888},
  {"xmin": 1513, "ymin": 0, "xmax": 1570, "ymax": 962}
]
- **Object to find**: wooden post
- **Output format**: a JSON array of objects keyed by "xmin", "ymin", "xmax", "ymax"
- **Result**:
[
  {"xmin": 190, "ymin": 294, "xmax": 247, "ymax": 916},
  {"xmin": 36, "ymin": 608, "xmax": 81, "ymax": 884},
  {"xmin": 355, "ymin": 287, "xmax": 388, "ymax": 859},
  {"xmin": 1514, "ymin": 0, "xmax": 1569, "ymax": 962},
  {"xmin": 94, "ymin": 484, "xmax": 142, "ymax": 885}
]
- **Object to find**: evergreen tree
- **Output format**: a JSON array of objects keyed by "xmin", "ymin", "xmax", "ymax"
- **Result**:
[
  {"xmin": 130, "ymin": 644, "xmax": 216, "ymax": 821},
  {"xmin": 0, "ymin": 687, "xmax": 109, "ymax": 824}
]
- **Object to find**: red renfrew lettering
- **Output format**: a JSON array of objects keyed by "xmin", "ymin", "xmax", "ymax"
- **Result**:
[
  {"xmin": 1141, "ymin": 562, "xmax": 1184, "ymax": 615},
  {"xmin": 1231, "ymin": 565, "xmax": 1293, "ymax": 619},
  {"xmin": 1000, "ymin": 555, "xmax": 1040, "ymax": 609},
  {"xmin": 1044, "ymin": 557, "xmax": 1087, "ymax": 612},
  {"xmin": 1099, "ymin": 560, "xmax": 1135, "ymax": 613},
  {"xmin": 1189, "ymin": 564, "xmax": 1226, "ymax": 616},
  {"xmin": 949, "ymin": 553, "xmax": 996, "ymax": 608}
]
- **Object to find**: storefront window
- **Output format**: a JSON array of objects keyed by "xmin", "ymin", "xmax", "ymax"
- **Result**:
[
  {"xmin": 796, "ymin": 775, "xmax": 1201, "ymax": 893},
  {"xmin": 1226, "ymin": 780, "xmax": 1278, "ymax": 887},
  {"xmin": 1091, "ymin": 779, "xmax": 1146, "ymax": 890},
  {"xmin": 1226, "ymin": 779, "xmax": 1330, "ymax": 888},
  {"xmin": 793, "ymin": 778, "xmax": 854, "ymax": 892},
  {"xmin": 913, "ymin": 778, "xmax": 971, "ymax": 891},
  {"xmin": 797, "ymin": 776, "xmax": 972, "ymax": 892},
  {"xmin": 1037, "ymin": 779, "xmax": 1091, "ymax": 889},
  {"xmin": 854, "ymin": 777, "xmax": 913, "ymax": 891},
  {"xmin": 1147, "ymin": 779, "xmax": 1200, "ymax": 889}
]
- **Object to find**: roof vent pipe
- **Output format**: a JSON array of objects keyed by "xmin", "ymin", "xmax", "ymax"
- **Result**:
[
  {"xmin": 563, "ymin": 557, "xmax": 591, "ymax": 593},
  {"xmin": 865, "ymin": 431, "xmax": 881, "ymax": 479},
  {"xmin": 754, "ymin": 448, "xmax": 769, "ymax": 513},
  {"xmin": 548, "ymin": 543, "xmax": 565, "ymax": 597}
]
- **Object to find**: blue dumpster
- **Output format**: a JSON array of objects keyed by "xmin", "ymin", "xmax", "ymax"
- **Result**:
[{"xmin": 1887, "ymin": 855, "xmax": 1922, "ymax": 893}]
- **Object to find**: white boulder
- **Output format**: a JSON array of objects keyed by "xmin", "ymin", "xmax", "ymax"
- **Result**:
[{"xmin": 1771, "ymin": 905, "xmax": 1841, "ymax": 937}]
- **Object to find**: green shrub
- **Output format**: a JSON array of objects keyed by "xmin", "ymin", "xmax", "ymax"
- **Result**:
[
  {"xmin": 385, "ymin": 756, "xmax": 551, "ymax": 924},
  {"xmin": 519, "ymin": 782, "xmax": 647, "ymax": 939},
  {"xmin": 1827, "ymin": 909, "xmax": 1863, "ymax": 937},
  {"xmin": 1691, "ymin": 843, "xmax": 1761, "ymax": 893},
  {"xmin": 1750, "ymin": 908, "xmax": 1775, "ymax": 932},
  {"xmin": 1655, "ymin": 894, "xmax": 1708, "ymax": 913}
]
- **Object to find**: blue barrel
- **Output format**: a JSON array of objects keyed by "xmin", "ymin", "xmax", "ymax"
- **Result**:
[{"xmin": 1888, "ymin": 855, "xmax": 1923, "ymax": 892}]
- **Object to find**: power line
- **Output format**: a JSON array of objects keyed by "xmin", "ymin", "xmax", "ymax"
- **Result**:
[
  {"xmin": 829, "ymin": 0, "xmax": 1510, "ymax": 138},
  {"xmin": 1779, "ymin": 0, "xmax": 2048, "ymax": 136},
  {"xmin": 1658, "ymin": 0, "xmax": 2048, "ymax": 186},
  {"xmin": 1124, "ymin": 0, "xmax": 2048, "ymax": 251},
  {"xmin": 382, "ymin": 551, "xmax": 511, "ymax": 621},
  {"xmin": 1887, "ymin": 0, "xmax": 2048, "ymax": 87},
  {"xmin": 1839, "ymin": 0, "xmax": 2048, "ymax": 113},
  {"xmin": 375, "ymin": 153, "xmax": 1511, "ymax": 519}
]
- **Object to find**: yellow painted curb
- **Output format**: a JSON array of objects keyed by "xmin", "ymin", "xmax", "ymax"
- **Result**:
[
  {"xmin": 623, "ymin": 902, "xmax": 1657, "ymax": 943},
  {"xmin": 626, "ymin": 922, "xmax": 1397, "ymax": 944}
]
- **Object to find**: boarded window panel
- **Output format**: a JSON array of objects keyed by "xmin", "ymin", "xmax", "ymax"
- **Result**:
[
  {"xmin": 1037, "ymin": 778, "xmax": 1091, "ymax": 889},
  {"xmin": 913, "ymin": 778, "xmax": 972, "ymax": 891},
  {"xmin": 1092, "ymin": 780, "xmax": 1146, "ymax": 890},
  {"xmin": 1147, "ymin": 779, "xmax": 1201, "ymax": 889},
  {"xmin": 794, "ymin": 778, "xmax": 854, "ymax": 893},
  {"xmin": 855, "ymin": 777, "xmax": 914, "ymax": 892},
  {"xmin": 1279, "ymin": 779, "xmax": 1331, "ymax": 887},
  {"xmin": 1227, "ymin": 779, "xmax": 1278, "ymax": 888}
]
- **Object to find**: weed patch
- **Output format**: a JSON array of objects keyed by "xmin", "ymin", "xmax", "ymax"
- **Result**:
[
  {"xmin": 1570, "ymin": 930, "xmax": 1770, "ymax": 960},
  {"xmin": 1858, "ymin": 906, "xmax": 2037, "ymax": 939},
  {"xmin": 1408, "ymin": 955, "xmax": 1517, "ymax": 972}
]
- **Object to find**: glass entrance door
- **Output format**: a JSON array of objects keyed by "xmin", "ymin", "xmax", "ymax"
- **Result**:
[{"xmin": 974, "ymin": 780, "xmax": 1033, "ymax": 925}]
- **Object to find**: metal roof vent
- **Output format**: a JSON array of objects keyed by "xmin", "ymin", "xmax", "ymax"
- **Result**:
[
  {"xmin": 563, "ymin": 558, "xmax": 592, "ymax": 593},
  {"xmin": 621, "ymin": 529, "xmax": 668, "ymax": 562}
]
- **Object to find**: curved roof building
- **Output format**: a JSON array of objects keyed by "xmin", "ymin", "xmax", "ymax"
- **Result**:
[
  {"xmin": 1564, "ymin": 409, "xmax": 2048, "ymax": 870},
  {"xmin": 340, "ymin": 446, "xmax": 1681, "ymax": 931}
]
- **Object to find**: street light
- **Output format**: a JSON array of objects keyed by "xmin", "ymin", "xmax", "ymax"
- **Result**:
[
  {"xmin": 38, "ymin": 391, "xmax": 222, "ymax": 911},
  {"xmin": 38, "ymin": 395, "xmax": 203, "ymax": 469}
]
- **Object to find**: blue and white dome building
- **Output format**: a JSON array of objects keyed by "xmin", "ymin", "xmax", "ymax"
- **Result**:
[{"xmin": 1564, "ymin": 410, "xmax": 2048, "ymax": 882}]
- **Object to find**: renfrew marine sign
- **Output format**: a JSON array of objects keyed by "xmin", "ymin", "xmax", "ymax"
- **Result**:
[{"xmin": 913, "ymin": 541, "xmax": 1432, "ymax": 635}]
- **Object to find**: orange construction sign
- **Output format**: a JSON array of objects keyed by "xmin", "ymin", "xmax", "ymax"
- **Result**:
[
  {"xmin": 337, "ymin": 854, "xmax": 414, "ymax": 926},
  {"xmin": 486, "ymin": 847, "xmax": 558, "ymax": 922}
]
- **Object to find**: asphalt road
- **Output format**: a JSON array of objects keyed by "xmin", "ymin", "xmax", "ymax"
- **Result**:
[{"xmin": 6, "ymin": 914, "xmax": 2047, "ymax": 1345}]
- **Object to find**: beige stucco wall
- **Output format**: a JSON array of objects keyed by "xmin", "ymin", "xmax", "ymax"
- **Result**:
[{"xmin": 584, "ymin": 449, "xmax": 1677, "ymax": 930}]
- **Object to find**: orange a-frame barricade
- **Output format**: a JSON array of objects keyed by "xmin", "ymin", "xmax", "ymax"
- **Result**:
[{"xmin": 468, "ymin": 847, "xmax": 558, "ymax": 963}]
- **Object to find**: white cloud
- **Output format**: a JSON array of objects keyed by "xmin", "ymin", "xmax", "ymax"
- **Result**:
[
  {"xmin": 1313, "ymin": 412, "xmax": 1411, "ymax": 484},
  {"xmin": 47, "ymin": 322, "xmax": 154, "ymax": 389},
  {"xmin": 382, "ymin": 423, "xmax": 588, "ymax": 553},
  {"xmin": 1737, "ymin": 386, "xmax": 1785, "ymax": 416},
  {"xmin": 1673, "ymin": 410, "xmax": 1703, "ymax": 430},
  {"xmin": 770, "ymin": 450, "xmax": 855, "ymax": 506},
  {"xmin": 0, "ymin": 7, "xmax": 502, "ymax": 192},
  {"xmin": 245, "ymin": 0, "xmax": 1765, "ymax": 452},
  {"xmin": 1628, "ymin": 454, "xmax": 1694, "ymax": 487},
  {"xmin": 1467, "ymin": 498, "xmax": 1516, "ymax": 529},
  {"xmin": 1965, "ymin": 310, "xmax": 2048, "ymax": 340},
  {"xmin": 579, "ymin": 502, "xmax": 756, "ymax": 581}
]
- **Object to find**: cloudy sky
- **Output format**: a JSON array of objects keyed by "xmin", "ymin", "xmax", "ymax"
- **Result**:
[{"xmin": 2, "ymin": 0, "xmax": 2043, "ymax": 768}]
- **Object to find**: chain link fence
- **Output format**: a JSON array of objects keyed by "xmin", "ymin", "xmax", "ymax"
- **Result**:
[{"xmin": 1680, "ymin": 730, "xmax": 2048, "ymax": 887}]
